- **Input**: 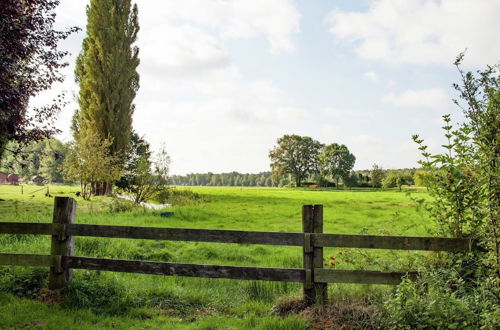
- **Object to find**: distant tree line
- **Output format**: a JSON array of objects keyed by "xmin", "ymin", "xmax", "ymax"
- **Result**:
[
  {"xmin": 0, "ymin": 139, "xmax": 69, "ymax": 183},
  {"xmin": 169, "ymin": 167, "xmax": 424, "ymax": 188},
  {"xmin": 170, "ymin": 172, "xmax": 277, "ymax": 187}
]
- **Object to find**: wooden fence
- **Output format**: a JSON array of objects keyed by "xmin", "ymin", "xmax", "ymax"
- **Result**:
[{"xmin": 0, "ymin": 197, "xmax": 478, "ymax": 305}]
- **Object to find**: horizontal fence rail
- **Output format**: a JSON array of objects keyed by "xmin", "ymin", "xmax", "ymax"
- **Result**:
[
  {"xmin": 0, "ymin": 253, "xmax": 416, "ymax": 285},
  {"xmin": 0, "ymin": 197, "xmax": 480, "ymax": 306},
  {"xmin": 0, "ymin": 222, "xmax": 476, "ymax": 251},
  {"xmin": 314, "ymin": 233, "xmax": 476, "ymax": 251}
]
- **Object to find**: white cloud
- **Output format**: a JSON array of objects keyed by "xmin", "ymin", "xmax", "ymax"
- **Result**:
[
  {"xmin": 364, "ymin": 71, "xmax": 378, "ymax": 82},
  {"xmin": 30, "ymin": 0, "xmax": 303, "ymax": 174},
  {"xmin": 139, "ymin": 0, "xmax": 300, "ymax": 54},
  {"xmin": 382, "ymin": 88, "xmax": 451, "ymax": 109},
  {"xmin": 321, "ymin": 107, "xmax": 372, "ymax": 119},
  {"xmin": 325, "ymin": 0, "xmax": 500, "ymax": 66}
]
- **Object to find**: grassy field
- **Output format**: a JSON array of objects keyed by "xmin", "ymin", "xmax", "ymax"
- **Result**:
[{"xmin": 0, "ymin": 184, "xmax": 431, "ymax": 329}]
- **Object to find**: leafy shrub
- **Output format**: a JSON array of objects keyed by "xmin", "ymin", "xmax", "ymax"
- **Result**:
[
  {"xmin": 0, "ymin": 267, "xmax": 48, "ymax": 298},
  {"xmin": 153, "ymin": 188, "xmax": 204, "ymax": 206},
  {"xmin": 385, "ymin": 266, "xmax": 499, "ymax": 329},
  {"xmin": 385, "ymin": 55, "xmax": 500, "ymax": 329},
  {"xmin": 106, "ymin": 198, "xmax": 136, "ymax": 213}
]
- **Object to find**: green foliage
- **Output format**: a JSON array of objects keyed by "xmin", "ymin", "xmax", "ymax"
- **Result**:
[
  {"xmin": 370, "ymin": 164, "xmax": 385, "ymax": 188},
  {"xmin": 382, "ymin": 171, "xmax": 413, "ymax": 190},
  {"xmin": 74, "ymin": 0, "xmax": 140, "ymax": 167},
  {"xmin": 413, "ymin": 170, "xmax": 429, "ymax": 187},
  {"xmin": 63, "ymin": 130, "xmax": 122, "ymax": 199},
  {"xmin": 63, "ymin": 272, "xmax": 133, "ymax": 315},
  {"xmin": 385, "ymin": 55, "xmax": 500, "ymax": 329},
  {"xmin": 385, "ymin": 267, "xmax": 499, "ymax": 329},
  {"xmin": 116, "ymin": 144, "xmax": 171, "ymax": 204},
  {"xmin": 106, "ymin": 198, "xmax": 136, "ymax": 213},
  {"xmin": 0, "ymin": 267, "xmax": 48, "ymax": 298},
  {"xmin": 171, "ymin": 171, "xmax": 276, "ymax": 187},
  {"xmin": 0, "ymin": 184, "xmax": 431, "ymax": 327},
  {"xmin": 116, "ymin": 132, "xmax": 151, "ymax": 191},
  {"xmin": 269, "ymin": 135, "xmax": 324, "ymax": 187},
  {"xmin": 0, "ymin": 138, "xmax": 69, "ymax": 182},
  {"xmin": 153, "ymin": 188, "xmax": 204, "ymax": 206},
  {"xmin": 320, "ymin": 143, "xmax": 356, "ymax": 188}
]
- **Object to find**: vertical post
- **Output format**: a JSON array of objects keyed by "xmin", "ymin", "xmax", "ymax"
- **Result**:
[
  {"xmin": 302, "ymin": 205, "xmax": 314, "ymax": 305},
  {"xmin": 313, "ymin": 205, "xmax": 327, "ymax": 305},
  {"xmin": 302, "ymin": 204, "xmax": 327, "ymax": 306},
  {"xmin": 48, "ymin": 197, "xmax": 76, "ymax": 290}
]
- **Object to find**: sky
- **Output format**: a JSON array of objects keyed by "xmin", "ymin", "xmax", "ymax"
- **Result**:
[{"xmin": 35, "ymin": 0, "xmax": 500, "ymax": 175}]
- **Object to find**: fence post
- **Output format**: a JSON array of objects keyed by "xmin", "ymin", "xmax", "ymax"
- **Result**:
[
  {"xmin": 302, "ymin": 205, "xmax": 314, "ymax": 305},
  {"xmin": 48, "ymin": 197, "xmax": 76, "ymax": 290},
  {"xmin": 302, "ymin": 204, "xmax": 327, "ymax": 306},
  {"xmin": 312, "ymin": 205, "xmax": 327, "ymax": 305}
]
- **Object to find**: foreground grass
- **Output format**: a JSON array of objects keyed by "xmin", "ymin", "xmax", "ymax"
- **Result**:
[{"xmin": 0, "ymin": 184, "xmax": 430, "ymax": 328}]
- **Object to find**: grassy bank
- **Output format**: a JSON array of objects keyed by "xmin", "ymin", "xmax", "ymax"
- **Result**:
[{"xmin": 0, "ymin": 185, "xmax": 430, "ymax": 329}]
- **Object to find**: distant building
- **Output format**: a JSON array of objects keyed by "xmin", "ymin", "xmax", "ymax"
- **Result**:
[
  {"xmin": 0, "ymin": 172, "xmax": 7, "ymax": 184},
  {"xmin": 7, "ymin": 173, "xmax": 19, "ymax": 185}
]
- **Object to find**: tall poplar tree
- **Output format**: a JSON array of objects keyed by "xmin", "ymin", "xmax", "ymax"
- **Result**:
[{"xmin": 74, "ymin": 0, "xmax": 140, "ymax": 194}]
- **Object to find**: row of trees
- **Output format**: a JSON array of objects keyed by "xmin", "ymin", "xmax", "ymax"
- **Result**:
[
  {"xmin": 269, "ymin": 135, "xmax": 356, "ymax": 187},
  {"xmin": 169, "ymin": 167, "xmax": 423, "ymax": 188},
  {"xmin": 170, "ymin": 172, "xmax": 275, "ymax": 187},
  {"xmin": 0, "ymin": 139, "xmax": 68, "ymax": 183}
]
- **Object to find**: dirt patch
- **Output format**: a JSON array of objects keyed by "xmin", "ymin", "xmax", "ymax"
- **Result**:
[
  {"xmin": 35, "ymin": 288, "xmax": 65, "ymax": 305},
  {"xmin": 271, "ymin": 296, "xmax": 384, "ymax": 330}
]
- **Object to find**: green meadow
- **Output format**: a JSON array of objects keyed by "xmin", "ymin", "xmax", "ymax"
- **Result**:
[{"xmin": 0, "ymin": 185, "xmax": 431, "ymax": 329}]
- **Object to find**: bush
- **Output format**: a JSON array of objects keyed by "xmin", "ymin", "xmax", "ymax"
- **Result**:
[
  {"xmin": 0, "ymin": 267, "xmax": 48, "ymax": 298},
  {"xmin": 106, "ymin": 198, "xmax": 136, "ymax": 213},
  {"xmin": 153, "ymin": 188, "xmax": 204, "ymax": 206},
  {"xmin": 385, "ymin": 265, "xmax": 499, "ymax": 329}
]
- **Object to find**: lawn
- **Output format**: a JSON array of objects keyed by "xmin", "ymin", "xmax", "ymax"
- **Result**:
[{"xmin": 0, "ymin": 184, "xmax": 431, "ymax": 329}]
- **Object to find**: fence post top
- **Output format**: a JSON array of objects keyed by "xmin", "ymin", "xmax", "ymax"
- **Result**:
[{"xmin": 54, "ymin": 196, "xmax": 77, "ymax": 206}]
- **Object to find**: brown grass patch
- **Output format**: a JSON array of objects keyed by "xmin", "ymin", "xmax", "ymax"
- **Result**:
[{"xmin": 271, "ymin": 295, "xmax": 384, "ymax": 330}]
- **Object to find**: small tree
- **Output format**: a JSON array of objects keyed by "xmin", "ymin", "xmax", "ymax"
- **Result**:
[
  {"xmin": 319, "ymin": 143, "xmax": 356, "ymax": 189},
  {"xmin": 370, "ymin": 164, "xmax": 385, "ymax": 188},
  {"xmin": 269, "ymin": 134, "xmax": 323, "ymax": 187},
  {"xmin": 413, "ymin": 170, "xmax": 429, "ymax": 186},
  {"xmin": 382, "ymin": 171, "xmax": 413, "ymax": 191},
  {"xmin": 63, "ymin": 130, "xmax": 122, "ymax": 200},
  {"xmin": 116, "ymin": 132, "xmax": 151, "ymax": 191},
  {"xmin": 115, "ymin": 140, "xmax": 170, "ymax": 204}
]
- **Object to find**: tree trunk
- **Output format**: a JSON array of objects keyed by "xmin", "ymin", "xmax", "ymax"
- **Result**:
[{"xmin": 91, "ymin": 182, "xmax": 113, "ymax": 196}]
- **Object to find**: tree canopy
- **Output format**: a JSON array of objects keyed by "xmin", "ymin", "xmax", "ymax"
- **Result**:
[
  {"xmin": 73, "ymin": 0, "xmax": 140, "ymax": 170},
  {"xmin": 320, "ymin": 143, "xmax": 356, "ymax": 188},
  {"xmin": 269, "ymin": 135, "xmax": 323, "ymax": 187},
  {"xmin": 0, "ymin": 0, "xmax": 78, "ymax": 157}
]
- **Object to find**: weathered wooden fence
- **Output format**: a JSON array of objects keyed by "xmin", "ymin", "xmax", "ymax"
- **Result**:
[{"xmin": 0, "ymin": 197, "xmax": 478, "ymax": 305}]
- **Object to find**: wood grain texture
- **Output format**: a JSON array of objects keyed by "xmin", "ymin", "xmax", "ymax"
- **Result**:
[
  {"xmin": 48, "ymin": 197, "xmax": 76, "ymax": 290},
  {"xmin": 67, "ymin": 224, "xmax": 304, "ymax": 246},
  {"xmin": 302, "ymin": 205, "xmax": 315, "ymax": 304},
  {"xmin": 0, "ymin": 253, "xmax": 54, "ymax": 267},
  {"xmin": 314, "ymin": 233, "xmax": 476, "ymax": 251},
  {"xmin": 312, "ymin": 205, "xmax": 327, "ymax": 305},
  {"xmin": 314, "ymin": 268, "xmax": 418, "ymax": 285},
  {"xmin": 0, "ymin": 222, "xmax": 56, "ymax": 235},
  {"xmin": 64, "ymin": 256, "xmax": 305, "ymax": 282}
]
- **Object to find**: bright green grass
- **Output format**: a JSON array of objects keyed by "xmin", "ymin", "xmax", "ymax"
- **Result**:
[{"xmin": 0, "ymin": 184, "xmax": 431, "ymax": 329}]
